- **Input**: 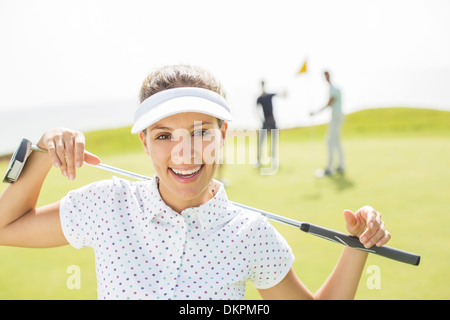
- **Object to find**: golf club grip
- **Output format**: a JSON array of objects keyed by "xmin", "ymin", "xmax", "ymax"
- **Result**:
[{"xmin": 300, "ymin": 223, "xmax": 420, "ymax": 266}]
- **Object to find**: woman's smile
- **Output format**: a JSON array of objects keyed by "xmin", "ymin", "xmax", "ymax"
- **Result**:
[{"xmin": 169, "ymin": 164, "xmax": 204, "ymax": 182}]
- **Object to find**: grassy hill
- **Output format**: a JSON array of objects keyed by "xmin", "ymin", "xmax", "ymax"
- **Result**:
[
  {"xmin": 343, "ymin": 107, "xmax": 450, "ymax": 136},
  {"xmin": 280, "ymin": 107, "xmax": 450, "ymax": 142},
  {"xmin": 0, "ymin": 107, "xmax": 449, "ymax": 300},
  {"xmin": 82, "ymin": 107, "xmax": 450, "ymax": 157}
]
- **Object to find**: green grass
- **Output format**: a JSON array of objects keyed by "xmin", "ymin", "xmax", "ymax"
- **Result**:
[{"xmin": 0, "ymin": 107, "xmax": 449, "ymax": 299}]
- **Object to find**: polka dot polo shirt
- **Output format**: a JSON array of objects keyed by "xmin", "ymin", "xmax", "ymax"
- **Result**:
[{"xmin": 60, "ymin": 176, "xmax": 294, "ymax": 300}]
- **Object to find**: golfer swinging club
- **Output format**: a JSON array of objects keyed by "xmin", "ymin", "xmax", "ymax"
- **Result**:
[{"xmin": 0, "ymin": 65, "xmax": 391, "ymax": 300}]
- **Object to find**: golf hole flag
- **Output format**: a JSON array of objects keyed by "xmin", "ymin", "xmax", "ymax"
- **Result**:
[{"xmin": 297, "ymin": 59, "xmax": 307, "ymax": 75}]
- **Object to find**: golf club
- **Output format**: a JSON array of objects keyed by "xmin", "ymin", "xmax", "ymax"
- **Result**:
[{"xmin": 3, "ymin": 138, "xmax": 420, "ymax": 266}]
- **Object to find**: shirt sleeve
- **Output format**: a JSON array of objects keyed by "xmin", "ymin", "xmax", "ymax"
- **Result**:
[
  {"xmin": 59, "ymin": 179, "xmax": 112, "ymax": 249},
  {"xmin": 248, "ymin": 215, "xmax": 295, "ymax": 289}
]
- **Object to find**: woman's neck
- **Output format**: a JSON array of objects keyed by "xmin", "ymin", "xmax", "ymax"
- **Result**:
[{"xmin": 157, "ymin": 178, "xmax": 218, "ymax": 213}]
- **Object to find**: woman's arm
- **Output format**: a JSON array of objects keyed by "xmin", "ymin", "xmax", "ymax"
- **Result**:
[
  {"xmin": 314, "ymin": 247, "xmax": 368, "ymax": 300},
  {"xmin": 259, "ymin": 206, "xmax": 391, "ymax": 300},
  {"xmin": 0, "ymin": 128, "xmax": 100, "ymax": 248},
  {"xmin": 258, "ymin": 246, "xmax": 367, "ymax": 300},
  {"xmin": 0, "ymin": 149, "xmax": 66, "ymax": 247}
]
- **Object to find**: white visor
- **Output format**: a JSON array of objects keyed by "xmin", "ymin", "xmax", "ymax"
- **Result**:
[{"xmin": 131, "ymin": 87, "xmax": 233, "ymax": 134}]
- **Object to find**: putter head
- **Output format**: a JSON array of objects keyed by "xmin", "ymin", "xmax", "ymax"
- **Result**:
[{"xmin": 3, "ymin": 139, "xmax": 33, "ymax": 184}]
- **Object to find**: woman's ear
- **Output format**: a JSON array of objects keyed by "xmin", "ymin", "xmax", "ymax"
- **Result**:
[
  {"xmin": 220, "ymin": 122, "xmax": 228, "ymax": 148},
  {"xmin": 140, "ymin": 130, "xmax": 150, "ymax": 156}
]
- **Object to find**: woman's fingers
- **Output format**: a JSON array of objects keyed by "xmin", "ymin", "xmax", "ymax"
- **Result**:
[
  {"xmin": 64, "ymin": 132, "xmax": 75, "ymax": 179},
  {"xmin": 64, "ymin": 131, "xmax": 86, "ymax": 180},
  {"xmin": 358, "ymin": 207, "xmax": 391, "ymax": 248},
  {"xmin": 347, "ymin": 206, "xmax": 391, "ymax": 248},
  {"xmin": 84, "ymin": 151, "xmax": 101, "ymax": 166},
  {"xmin": 39, "ymin": 128, "xmax": 90, "ymax": 180},
  {"xmin": 74, "ymin": 134, "xmax": 86, "ymax": 168}
]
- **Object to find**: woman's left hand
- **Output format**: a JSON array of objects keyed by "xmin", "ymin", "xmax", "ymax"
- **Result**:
[{"xmin": 344, "ymin": 206, "xmax": 391, "ymax": 248}]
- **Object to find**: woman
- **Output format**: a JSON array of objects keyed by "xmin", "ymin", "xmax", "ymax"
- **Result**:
[{"xmin": 0, "ymin": 65, "xmax": 390, "ymax": 299}]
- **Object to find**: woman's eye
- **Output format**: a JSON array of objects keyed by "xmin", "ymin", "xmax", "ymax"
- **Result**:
[
  {"xmin": 193, "ymin": 130, "xmax": 211, "ymax": 138},
  {"xmin": 156, "ymin": 134, "xmax": 171, "ymax": 140}
]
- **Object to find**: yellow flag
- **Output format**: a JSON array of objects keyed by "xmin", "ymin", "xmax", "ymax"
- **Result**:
[{"xmin": 297, "ymin": 60, "xmax": 307, "ymax": 75}]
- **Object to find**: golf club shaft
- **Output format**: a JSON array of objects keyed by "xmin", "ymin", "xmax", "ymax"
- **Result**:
[
  {"xmin": 30, "ymin": 145, "xmax": 151, "ymax": 181},
  {"xmin": 233, "ymin": 203, "xmax": 420, "ymax": 266},
  {"xmin": 85, "ymin": 162, "xmax": 151, "ymax": 181},
  {"xmin": 30, "ymin": 144, "xmax": 420, "ymax": 266}
]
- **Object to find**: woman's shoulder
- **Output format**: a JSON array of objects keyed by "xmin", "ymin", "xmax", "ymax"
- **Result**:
[{"xmin": 229, "ymin": 201, "xmax": 271, "ymax": 227}]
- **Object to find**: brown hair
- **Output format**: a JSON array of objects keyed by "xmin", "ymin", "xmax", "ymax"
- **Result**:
[
  {"xmin": 139, "ymin": 65, "xmax": 227, "ymax": 129},
  {"xmin": 139, "ymin": 64, "xmax": 226, "ymax": 103}
]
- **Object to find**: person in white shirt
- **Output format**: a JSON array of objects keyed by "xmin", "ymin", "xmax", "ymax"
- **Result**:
[
  {"xmin": 311, "ymin": 70, "xmax": 345, "ymax": 175},
  {"xmin": 0, "ymin": 64, "xmax": 390, "ymax": 300}
]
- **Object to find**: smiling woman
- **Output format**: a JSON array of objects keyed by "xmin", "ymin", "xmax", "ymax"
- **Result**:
[
  {"xmin": 133, "ymin": 65, "xmax": 232, "ymax": 212},
  {"xmin": 140, "ymin": 112, "xmax": 227, "ymax": 213}
]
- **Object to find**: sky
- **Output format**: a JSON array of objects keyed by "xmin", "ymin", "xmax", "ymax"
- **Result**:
[{"xmin": 1, "ymin": 0, "xmax": 450, "ymax": 153}]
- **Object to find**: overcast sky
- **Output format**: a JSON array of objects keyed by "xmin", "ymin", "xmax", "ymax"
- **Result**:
[{"xmin": 1, "ymin": 0, "xmax": 449, "ymax": 135}]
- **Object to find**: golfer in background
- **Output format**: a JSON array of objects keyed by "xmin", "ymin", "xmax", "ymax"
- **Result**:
[
  {"xmin": 311, "ymin": 70, "xmax": 345, "ymax": 176},
  {"xmin": 256, "ymin": 80, "xmax": 285, "ymax": 167},
  {"xmin": 0, "ymin": 65, "xmax": 391, "ymax": 300}
]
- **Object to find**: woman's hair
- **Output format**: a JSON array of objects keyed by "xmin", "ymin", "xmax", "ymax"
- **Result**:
[
  {"xmin": 139, "ymin": 64, "xmax": 226, "ymax": 129},
  {"xmin": 139, "ymin": 64, "xmax": 226, "ymax": 103}
]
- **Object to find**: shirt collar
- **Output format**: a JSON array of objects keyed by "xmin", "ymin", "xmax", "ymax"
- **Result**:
[
  {"xmin": 193, "ymin": 181, "xmax": 236, "ymax": 232},
  {"xmin": 143, "ymin": 177, "xmax": 236, "ymax": 232}
]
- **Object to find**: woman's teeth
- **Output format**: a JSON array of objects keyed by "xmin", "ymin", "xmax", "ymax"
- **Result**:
[{"xmin": 171, "ymin": 166, "xmax": 202, "ymax": 177}]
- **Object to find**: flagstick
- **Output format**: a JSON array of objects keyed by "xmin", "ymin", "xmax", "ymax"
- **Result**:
[
  {"xmin": 306, "ymin": 68, "xmax": 321, "ymax": 178},
  {"xmin": 297, "ymin": 57, "xmax": 321, "ymax": 177}
]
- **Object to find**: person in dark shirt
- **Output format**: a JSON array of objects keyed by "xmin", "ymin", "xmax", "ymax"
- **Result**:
[
  {"xmin": 256, "ymin": 80, "xmax": 284, "ymax": 168},
  {"xmin": 257, "ymin": 81, "xmax": 277, "ymax": 130}
]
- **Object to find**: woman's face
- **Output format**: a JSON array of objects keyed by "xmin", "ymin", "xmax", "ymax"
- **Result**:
[{"xmin": 140, "ymin": 112, "xmax": 227, "ymax": 212}]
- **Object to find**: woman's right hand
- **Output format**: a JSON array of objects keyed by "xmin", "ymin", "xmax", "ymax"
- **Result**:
[{"xmin": 37, "ymin": 128, "xmax": 101, "ymax": 180}]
